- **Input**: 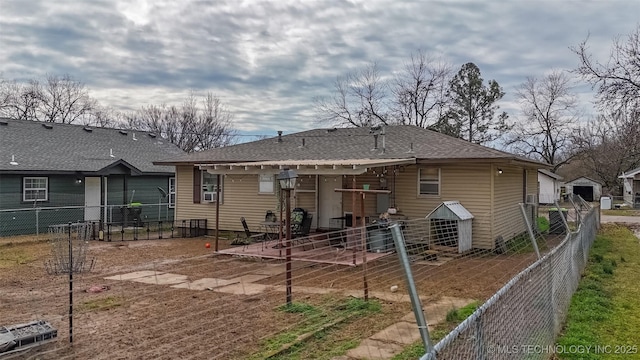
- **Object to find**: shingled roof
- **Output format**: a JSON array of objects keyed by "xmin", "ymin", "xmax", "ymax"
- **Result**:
[
  {"xmin": 0, "ymin": 118, "xmax": 183, "ymax": 174},
  {"xmin": 156, "ymin": 125, "xmax": 546, "ymax": 167}
]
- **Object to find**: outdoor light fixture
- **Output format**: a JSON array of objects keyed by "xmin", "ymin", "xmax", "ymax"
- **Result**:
[
  {"xmin": 497, "ymin": 168, "xmax": 503, "ymax": 175},
  {"xmin": 277, "ymin": 168, "xmax": 298, "ymax": 190},
  {"xmin": 277, "ymin": 167, "xmax": 298, "ymax": 306},
  {"xmin": 75, "ymin": 178, "xmax": 83, "ymax": 185}
]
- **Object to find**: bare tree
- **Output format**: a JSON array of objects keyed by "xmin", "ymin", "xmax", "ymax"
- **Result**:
[
  {"xmin": 392, "ymin": 50, "xmax": 452, "ymax": 128},
  {"xmin": 196, "ymin": 93, "xmax": 236, "ymax": 149},
  {"xmin": 506, "ymin": 71, "xmax": 579, "ymax": 169},
  {"xmin": 0, "ymin": 75, "xmax": 12, "ymax": 116},
  {"xmin": 572, "ymin": 108, "xmax": 640, "ymax": 192},
  {"xmin": 314, "ymin": 62, "xmax": 390, "ymax": 127},
  {"xmin": 2, "ymin": 79, "xmax": 43, "ymax": 121},
  {"xmin": 39, "ymin": 74, "xmax": 95, "ymax": 123},
  {"xmin": 81, "ymin": 105, "xmax": 121, "ymax": 127},
  {"xmin": 127, "ymin": 92, "xmax": 236, "ymax": 152},
  {"xmin": 571, "ymin": 24, "xmax": 640, "ymax": 110}
]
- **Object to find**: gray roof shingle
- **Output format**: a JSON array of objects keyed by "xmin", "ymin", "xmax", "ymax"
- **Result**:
[
  {"xmin": 156, "ymin": 125, "xmax": 546, "ymax": 166},
  {"xmin": 0, "ymin": 118, "xmax": 183, "ymax": 173}
]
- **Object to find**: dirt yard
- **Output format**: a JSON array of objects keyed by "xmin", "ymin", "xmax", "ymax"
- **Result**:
[{"xmin": 0, "ymin": 235, "xmax": 548, "ymax": 359}]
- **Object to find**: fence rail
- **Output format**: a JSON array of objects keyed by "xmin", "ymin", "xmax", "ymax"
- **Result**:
[{"xmin": 0, "ymin": 203, "xmax": 175, "ymax": 238}]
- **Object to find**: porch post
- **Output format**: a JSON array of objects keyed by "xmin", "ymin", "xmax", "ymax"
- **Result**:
[
  {"xmin": 361, "ymin": 192, "xmax": 368, "ymax": 301},
  {"xmin": 352, "ymin": 175, "xmax": 357, "ymax": 266},
  {"xmin": 215, "ymin": 174, "xmax": 220, "ymax": 252}
]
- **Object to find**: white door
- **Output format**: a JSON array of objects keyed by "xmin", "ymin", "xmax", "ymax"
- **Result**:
[
  {"xmin": 84, "ymin": 177, "xmax": 101, "ymax": 221},
  {"xmin": 318, "ymin": 176, "xmax": 342, "ymax": 229}
]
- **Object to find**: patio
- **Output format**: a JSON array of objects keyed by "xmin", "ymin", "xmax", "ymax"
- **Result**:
[{"xmin": 217, "ymin": 231, "xmax": 394, "ymax": 266}]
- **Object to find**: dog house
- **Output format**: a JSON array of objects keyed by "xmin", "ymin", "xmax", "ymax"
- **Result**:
[{"xmin": 426, "ymin": 201, "xmax": 474, "ymax": 253}]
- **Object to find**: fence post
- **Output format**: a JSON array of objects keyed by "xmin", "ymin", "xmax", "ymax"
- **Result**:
[
  {"xmin": 36, "ymin": 208, "xmax": 40, "ymax": 237},
  {"xmin": 389, "ymin": 223, "xmax": 433, "ymax": 352},
  {"xmin": 554, "ymin": 201, "xmax": 570, "ymax": 234},
  {"xmin": 519, "ymin": 203, "xmax": 541, "ymax": 259}
]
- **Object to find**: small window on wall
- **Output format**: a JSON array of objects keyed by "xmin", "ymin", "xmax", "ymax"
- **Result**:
[
  {"xmin": 259, "ymin": 174, "xmax": 275, "ymax": 194},
  {"xmin": 23, "ymin": 177, "xmax": 48, "ymax": 202},
  {"xmin": 168, "ymin": 177, "xmax": 176, "ymax": 208},
  {"xmin": 418, "ymin": 168, "xmax": 440, "ymax": 196}
]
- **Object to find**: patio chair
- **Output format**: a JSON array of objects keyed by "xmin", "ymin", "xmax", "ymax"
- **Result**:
[{"xmin": 231, "ymin": 217, "xmax": 266, "ymax": 248}]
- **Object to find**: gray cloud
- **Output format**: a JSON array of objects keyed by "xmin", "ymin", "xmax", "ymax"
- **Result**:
[{"xmin": 1, "ymin": 0, "xmax": 638, "ymax": 135}]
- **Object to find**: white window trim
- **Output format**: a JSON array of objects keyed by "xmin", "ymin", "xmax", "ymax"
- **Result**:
[
  {"xmin": 258, "ymin": 174, "xmax": 275, "ymax": 194},
  {"xmin": 202, "ymin": 171, "xmax": 223, "ymax": 203},
  {"xmin": 23, "ymin": 176, "xmax": 48, "ymax": 202},
  {"xmin": 417, "ymin": 168, "xmax": 441, "ymax": 197},
  {"xmin": 168, "ymin": 177, "xmax": 176, "ymax": 208}
]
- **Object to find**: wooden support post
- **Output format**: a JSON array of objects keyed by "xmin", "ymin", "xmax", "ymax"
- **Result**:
[
  {"xmin": 352, "ymin": 175, "xmax": 357, "ymax": 266},
  {"xmin": 361, "ymin": 192, "xmax": 368, "ymax": 301}
]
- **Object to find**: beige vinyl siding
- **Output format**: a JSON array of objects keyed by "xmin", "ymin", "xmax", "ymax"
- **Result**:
[
  {"xmin": 493, "ymin": 165, "xmax": 529, "ymax": 244},
  {"xmin": 341, "ymin": 173, "xmax": 380, "ymax": 221},
  {"xmin": 175, "ymin": 166, "xmax": 279, "ymax": 232},
  {"xmin": 395, "ymin": 164, "xmax": 494, "ymax": 249}
]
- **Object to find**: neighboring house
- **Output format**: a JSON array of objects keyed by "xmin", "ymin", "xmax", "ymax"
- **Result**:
[
  {"xmin": 0, "ymin": 118, "xmax": 183, "ymax": 235},
  {"xmin": 538, "ymin": 169, "xmax": 563, "ymax": 204},
  {"xmin": 563, "ymin": 176, "xmax": 602, "ymax": 202},
  {"xmin": 155, "ymin": 125, "xmax": 547, "ymax": 251},
  {"xmin": 618, "ymin": 167, "xmax": 640, "ymax": 208}
]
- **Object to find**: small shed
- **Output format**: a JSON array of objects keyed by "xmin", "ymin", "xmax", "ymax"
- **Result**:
[
  {"xmin": 426, "ymin": 201, "xmax": 474, "ymax": 253},
  {"xmin": 564, "ymin": 176, "xmax": 602, "ymax": 202}
]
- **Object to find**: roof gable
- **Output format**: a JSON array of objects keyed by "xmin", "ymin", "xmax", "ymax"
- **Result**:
[
  {"xmin": 538, "ymin": 169, "xmax": 563, "ymax": 180},
  {"xmin": 564, "ymin": 176, "xmax": 602, "ymax": 185},
  {"xmin": 619, "ymin": 167, "xmax": 640, "ymax": 178},
  {"xmin": 0, "ymin": 118, "xmax": 183, "ymax": 174}
]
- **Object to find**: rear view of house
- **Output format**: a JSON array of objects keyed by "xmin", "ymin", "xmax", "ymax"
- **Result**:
[
  {"xmin": 156, "ymin": 125, "xmax": 547, "ymax": 251},
  {"xmin": 0, "ymin": 118, "xmax": 183, "ymax": 236}
]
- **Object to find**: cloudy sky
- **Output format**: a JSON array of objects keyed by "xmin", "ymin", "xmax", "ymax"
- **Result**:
[{"xmin": 1, "ymin": 0, "xmax": 638, "ymax": 138}]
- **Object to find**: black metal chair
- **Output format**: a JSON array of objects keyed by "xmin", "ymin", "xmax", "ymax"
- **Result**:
[{"xmin": 231, "ymin": 217, "xmax": 266, "ymax": 249}]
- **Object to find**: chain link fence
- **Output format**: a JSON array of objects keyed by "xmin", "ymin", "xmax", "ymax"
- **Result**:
[
  {"xmin": 402, "ymin": 199, "xmax": 599, "ymax": 360},
  {"xmin": 0, "ymin": 203, "xmax": 178, "ymax": 240}
]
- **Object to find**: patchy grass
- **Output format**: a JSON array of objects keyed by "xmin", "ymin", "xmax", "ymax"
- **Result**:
[
  {"xmin": 0, "ymin": 243, "xmax": 40, "ymax": 268},
  {"xmin": 537, "ymin": 216, "xmax": 550, "ymax": 234},
  {"xmin": 391, "ymin": 302, "xmax": 481, "ymax": 360},
  {"xmin": 601, "ymin": 209, "xmax": 640, "ymax": 216},
  {"xmin": 77, "ymin": 296, "xmax": 124, "ymax": 312},
  {"xmin": 506, "ymin": 233, "xmax": 548, "ymax": 254},
  {"xmin": 251, "ymin": 296, "xmax": 383, "ymax": 359},
  {"xmin": 555, "ymin": 224, "xmax": 640, "ymax": 359}
]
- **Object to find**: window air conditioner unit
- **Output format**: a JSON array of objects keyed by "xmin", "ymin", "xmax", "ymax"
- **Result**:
[
  {"xmin": 203, "ymin": 192, "xmax": 216, "ymax": 203},
  {"xmin": 526, "ymin": 194, "xmax": 538, "ymax": 204}
]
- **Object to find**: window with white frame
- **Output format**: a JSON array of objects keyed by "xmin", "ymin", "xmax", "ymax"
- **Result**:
[
  {"xmin": 168, "ymin": 177, "xmax": 176, "ymax": 208},
  {"xmin": 259, "ymin": 174, "xmax": 275, "ymax": 194},
  {"xmin": 418, "ymin": 168, "xmax": 440, "ymax": 196},
  {"xmin": 23, "ymin": 177, "xmax": 48, "ymax": 201},
  {"xmin": 202, "ymin": 171, "xmax": 223, "ymax": 202}
]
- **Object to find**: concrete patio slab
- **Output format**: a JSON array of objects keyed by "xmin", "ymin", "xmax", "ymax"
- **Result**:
[
  {"xmin": 346, "ymin": 339, "xmax": 404, "ymax": 359},
  {"xmin": 104, "ymin": 270, "xmax": 162, "ymax": 281},
  {"xmin": 370, "ymin": 321, "xmax": 421, "ymax": 345},
  {"xmin": 130, "ymin": 273, "xmax": 189, "ymax": 285},
  {"xmin": 402, "ymin": 297, "xmax": 475, "ymax": 323},
  {"xmin": 228, "ymin": 274, "xmax": 270, "ymax": 283},
  {"xmin": 171, "ymin": 278, "xmax": 239, "ymax": 290},
  {"xmin": 213, "ymin": 282, "xmax": 270, "ymax": 295}
]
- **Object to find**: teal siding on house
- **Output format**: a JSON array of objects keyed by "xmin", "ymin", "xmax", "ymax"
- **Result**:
[
  {"xmin": 106, "ymin": 175, "xmax": 174, "ymax": 223},
  {"xmin": 0, "ymin": 174, "xmax": 174, "ymax": 236},
  {"xmin": 0, "ymin": 174, "xmax": 84, "ymax": 236}
]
